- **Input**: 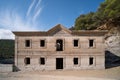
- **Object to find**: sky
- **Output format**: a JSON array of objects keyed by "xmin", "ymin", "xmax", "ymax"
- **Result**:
[{"xmin": 0, "ymin": 0, "xmax": 104, "ymax": 39}]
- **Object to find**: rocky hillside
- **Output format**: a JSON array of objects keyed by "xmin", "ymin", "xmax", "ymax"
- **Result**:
[
  {"xmin": 105, "ymin": 31, "xmax": 120, "ymax": 56},
  {"xmin": 74, "ymin": 0, "xmax": 120, "ymax": 57},
  {"xmin": 98, "ymin": 17, "xmax": 120, "ymax": 56}
]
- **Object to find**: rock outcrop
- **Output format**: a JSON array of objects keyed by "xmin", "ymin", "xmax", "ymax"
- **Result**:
[{"xmin": 97, "ymin": 17, "xmax": 120, "ymax": 56}]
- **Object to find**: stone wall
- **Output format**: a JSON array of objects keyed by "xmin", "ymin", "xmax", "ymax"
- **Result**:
[
  {"xmin": 15, "ymin": 35, "xmax": 105, "ymax": 71},
  {"xmin": 15, "ymin": 54, "xmax": 105, "ymax": 71},
  {"xmin": 0, "ymin": 64, "xmax": 13, "ymax": 72},
  {"xmin": 16, "ymin": 36, "xmax": 105, "ymax": 52}
]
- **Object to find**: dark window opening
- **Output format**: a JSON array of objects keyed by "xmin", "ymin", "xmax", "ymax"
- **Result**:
[
  {"xmin": 25, "ymin": 57, "xmax": 30, "ymax": 65},
  {"xmin": 74, "ymin": 40, "xmax": 78, "ymax": 47},
  {"xmin": 89, "ymin": 39, "xmax": 94, "ymax": 47},
  {"xmin": 40, "ymin": 57, "xmax": 45, "ymax": 65},
  {"xmin": 74, "ymin": 58, "xmax": 78, "ymax": 65},
  {"xmin": 56, "ymin": 39, "xmax": 63, "ymax": 51},
  {"xmin": 25, "ymin": 40, "xmax": 30, "ymax": 47},
  {"xmin": 40, "ymin": 40, "xmax": 45, "ymax": 47},
  {"xmin": 56, "ymin": 58, "xmax": 63, "ymax": 69},
  {"xmin": 89, "ymin": 57, "xmax": 93, "ymax": 65}
]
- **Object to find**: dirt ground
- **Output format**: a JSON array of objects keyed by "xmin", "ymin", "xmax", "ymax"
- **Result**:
[{"xmin": 0, "ymin": 66, "xmax": 120, "ymax": 80}]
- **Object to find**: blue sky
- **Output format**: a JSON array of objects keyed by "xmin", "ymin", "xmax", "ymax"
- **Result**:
[{"xmin": 0, "ymin": 0, "xmax": 104, "ymax": 39}]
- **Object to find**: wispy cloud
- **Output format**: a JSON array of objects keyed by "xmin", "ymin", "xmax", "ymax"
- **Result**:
[
  {"xmin": 0, "ymin": 10, "xmax": 37, "ymax": 31},
  {"xmin": 27, "ymin": 0, "xmax": 42, "ymax": 23},
  {"xmin": 26, "ymin": 0, "xmax": 36, "ymax": 17},
  {"xmin": 33, "ymin": 0, "xmax": 42, "ymax": 21},
  {"xmin": 35, "ymin": 0, "xmax": 42, "ymax": 11},
  {"xmin": 33, "ymin": 8, "xmax": 42, "ymax": 22},
  {"xmin": 0, "ymin": 0, "xmax": 43, "ymax": 39}
]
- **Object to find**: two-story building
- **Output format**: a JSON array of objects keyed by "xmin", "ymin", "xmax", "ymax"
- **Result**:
[{"xmin": 13, "ymin": 24, "xmax": 107, "ymax": 71}]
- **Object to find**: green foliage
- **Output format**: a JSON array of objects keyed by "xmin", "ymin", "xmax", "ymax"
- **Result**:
[
  {"xmin": 75, "ymin": 12, "xmax": 96, "ymax": 30},
  {"xmin": 0, "ymin": 40, "xmax": 14, "ymax": 59},
  {"xmin": 74, "ymin": 0, "xmax": 120, "ymax": 30},
  {"xmin": 98, "ymin": 0, "xmax": 120, "ymax": 18}
]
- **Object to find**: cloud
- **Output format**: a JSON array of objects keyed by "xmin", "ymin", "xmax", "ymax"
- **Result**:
[
  {"xmin": 26, "ymin": 0, "xmax": 36, "ymax": 17},
  {"xmin": 0, "ymin": 29, "xmax": 14, "ymax": 39},
  {"xmin": 26, "ymin": 0, "xmax": 42, "ymax": 23},
  {"xmin": 33, "ymin": 8, "xmax": 42, "ymax": 22},
  {"xmin": 0, "ymin": 10, "xmax": 37, "ymax": 31},
  {"xmin": 35, "ymin": 0, "xmax": 42, "ymax": 10},
  {"xmin": 33, "ymin": 0, "xmax": 42, "ymax": 21},
  {"xmin": 0, "ymin": 0, "xmax": 43, "ymax": 39}
]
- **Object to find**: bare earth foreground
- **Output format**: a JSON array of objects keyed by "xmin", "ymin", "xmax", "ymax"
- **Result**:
[{"xmin": 0, "ymin": 66, "xmax": 120, "ymax": 80}]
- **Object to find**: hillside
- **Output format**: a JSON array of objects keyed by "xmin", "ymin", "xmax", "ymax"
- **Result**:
[
  {"xmin": 74, "ymin": 0, "xmax": 120, "ymax": 30},
  {"xmin": 73, "ymin": 0, "xmax": 120, "ymax": 57},
  {"xmin": 0, "ymin": 39, "xmax": 14, "ymax": 59}
]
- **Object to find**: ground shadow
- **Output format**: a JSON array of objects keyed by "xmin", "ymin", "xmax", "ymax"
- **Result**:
[
  {"xmin": 105, "ymin": 50, "xmax": 120, "ymax": 69},
  {"xmin": 0, "ymin": 58, "xmax": 20, "ymax": 72},
  {"xmin": 0, "ymin": 58, "xmax": 14, "ymax": 64},
  {"xmin": 13, "ymin": 65, "xmax": 21, "ymax": 72}
]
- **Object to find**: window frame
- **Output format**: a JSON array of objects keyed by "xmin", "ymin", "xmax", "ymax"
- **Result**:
[
  {"xmin": 89, "ymin": 56, "xmax": 95, "ymax": 66},
  {"xmin": 73, "ymin": 39, "xmax": 80, "ymax": 48},
  {"xmin": 73, "ymin": 57, "xmax": 78, "ymax": 65},
  {"xmin": 56, "ymin": 39, "xmax": 64, "ymax": 51},
  {"xmin": 24, "ymin": 57, "xmax": 30, "ymax": 65},
  {"xmin": 40, "ymin": 39, "xmax": 46, "ymax": 48},
  {"xmin": 40, "ymin": 40, "xmax": 45, "ymax": 47},
  {"xmin": 88, "ymin": 39, "xmax": 96, "ymax": 48},
  {"xmin": 25, "ymin": 39, "xmax": 32, "ymax": 48},
  {"xmin": 40, "ymin": 57, "xmax": 45, "ymax": 65},
  {"xmin": 89, "ymin": 39, "xmax": 94, "ymax": 47}
]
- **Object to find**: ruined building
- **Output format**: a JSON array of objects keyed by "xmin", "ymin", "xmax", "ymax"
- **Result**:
[{"xmin": 13, "ymin": 24, "xmax": 107, "ymax": 71}]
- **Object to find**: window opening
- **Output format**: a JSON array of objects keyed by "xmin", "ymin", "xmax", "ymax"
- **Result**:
[
  {"xmin": 89, "ymin": 39, "xmax": 94, "ymax": 47},
  {"xmin": 40, "ymin": 57, "xmax": 45, "ymax": 65},
  {"xmin": 56, "ymin": 39, "xmax": 63, "ymax": 51},
  {"xmin": 25, "ymin": 57, "xmax": 30, "ymax": 65},
  {"xmin": 89, "ymin": 57, "xmax": 93, "ymax": 65},
  {"xmin": 25, "ymin": 40, "xmax": 30, "ymax": 47},
  {"xmin": 74, "ymin": 58, "xmax": 78, "ymax": 65},
  {"xmin": 74, "ymin": 40, "xmax": 78, "ymax": 47},
  {"xmin": 40, "ymin": 40, "xmax": 45, "ymax": 47}
]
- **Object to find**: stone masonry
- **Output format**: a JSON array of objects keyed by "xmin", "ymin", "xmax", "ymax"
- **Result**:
[{"xmin": 13, "ymin": 24, "xmax": 107, "ymax": 71}]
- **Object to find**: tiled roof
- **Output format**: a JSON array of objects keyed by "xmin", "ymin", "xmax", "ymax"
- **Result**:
[
  {"xmin": 72, "ymin": 30, "xmax": 108, "ymax": 36},
  {"xmin": 47, "ymin": 24, "xmax": 71, "ymax": 35},
  {"xmin": 13, "ymin": 24, "xmax": 108, "ymax": 36},
  {"xmin": 13, "ymin": 32, "xmax": 47, "ymax": 36}
]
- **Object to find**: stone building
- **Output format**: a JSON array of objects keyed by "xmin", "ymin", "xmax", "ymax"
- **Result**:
[{"xmin": 13, "ymin": 24, "xmax": 107, "ymax": 71}]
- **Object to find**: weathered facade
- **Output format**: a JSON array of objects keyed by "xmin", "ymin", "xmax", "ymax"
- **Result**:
[{"xmin": 13, "ymin": 24, "xmax": 107, "ymax": 71}]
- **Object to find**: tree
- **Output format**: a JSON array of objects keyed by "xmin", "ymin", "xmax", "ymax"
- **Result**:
[{"xmin": 74, "ymin": 0, "xmax": 120, "ymax": 30}]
